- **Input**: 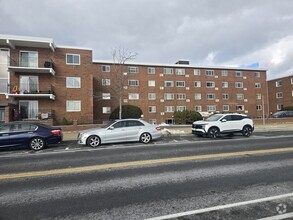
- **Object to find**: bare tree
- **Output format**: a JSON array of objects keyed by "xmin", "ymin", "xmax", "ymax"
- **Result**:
[{"xmin": 111, "ymin": 47, "xmax": 137, "ymax": 119}]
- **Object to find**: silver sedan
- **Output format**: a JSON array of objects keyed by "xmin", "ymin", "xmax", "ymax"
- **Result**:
[{"xmin": 77, "ymin": 119, "xmax": 162, "ymax": 147}]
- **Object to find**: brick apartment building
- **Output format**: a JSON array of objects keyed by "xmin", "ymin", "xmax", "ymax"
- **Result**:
[
  {"xmin": 267, "ymin": 75, "xmax": 293, "ymax": 114},
  {"xmin": 0, "ymin": 34, "xmax": 269, "ymax": 125}
]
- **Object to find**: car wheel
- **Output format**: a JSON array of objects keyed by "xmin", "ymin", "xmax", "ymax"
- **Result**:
[
  {"xmin": 87, "ymin": 135, "xmax": 101, "ymax": 148},
  {"xmin": 140, "ymin": 132, "xmax": 152, "ymax": 144},
  {"xmin": 208, "ymin": 127, "xmax": 220, "ymax": 139},
  {"xmin": 242, "ymin": 126, "xmax": 253, "ymax": 137},
  {"xmin": 29, "ymin": 137, "xmax": 45, "ymax": 151}
]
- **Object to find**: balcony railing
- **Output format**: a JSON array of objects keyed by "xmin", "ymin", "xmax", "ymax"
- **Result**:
[
  {"xmin": 6, "ymin": 84, "xmax": 55, "ymax": 100},
  {"xmin": 17, "ymin": 109, "xmax": 55, "ymax": 121}
]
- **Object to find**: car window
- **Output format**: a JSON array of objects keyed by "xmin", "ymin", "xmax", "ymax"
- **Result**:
[
  {"xmin": 127, "ymin": 120, "xmax": 144, "ymax": 127},
  {"xmin": 20, "ymin": 124, "xmax": 38, "ymax": 131},
  {"xmin": 222, "ymin": 115, "xmax": 232, "ymax": 121},
  {"xmin": 206, "ymin": 114, "xmax": 223, "ymax": 121},
  {"xmin": 112, "ymin": 121, "xmax": 126, "ymax": 128},
  {"xmin": 0, "ymin": 124, "xmax": 10, "ymax": 133},
  {"xmin": 231, "ymin": 115, "xmax": 243, "ymax": 121}
]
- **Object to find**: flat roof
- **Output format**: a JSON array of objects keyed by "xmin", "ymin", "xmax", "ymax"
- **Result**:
[{"xmin": 93, "ymin": 59, "xmax": 267, "ymax": 71}]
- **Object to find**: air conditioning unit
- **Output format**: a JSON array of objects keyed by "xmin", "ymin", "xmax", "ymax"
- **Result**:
[{"xmin": 44, "ymin": 61, "xmax": 53, "ymax": 68}]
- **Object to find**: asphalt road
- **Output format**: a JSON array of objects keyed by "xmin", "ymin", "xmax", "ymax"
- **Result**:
[{"xmin": 0, "ymin": 133, "xmax": 292, "ymax": 220}]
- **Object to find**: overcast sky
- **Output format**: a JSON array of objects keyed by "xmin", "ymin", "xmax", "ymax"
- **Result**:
[{"xmin": 1, "ymin": 0, "xmax": 293, "ymax": 79}]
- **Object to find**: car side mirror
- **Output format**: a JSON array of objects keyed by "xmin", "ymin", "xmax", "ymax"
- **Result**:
[
  {"xmin": 108, "ymin": 126, "xmax": 114, "ymax": 130},
  {"xmin": 221, "ymin": 119, "xmax": 227, "ymax": 122}
]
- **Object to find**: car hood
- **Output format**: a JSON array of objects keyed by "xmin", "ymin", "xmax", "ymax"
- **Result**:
[
  {"xmin": 193, "ymin": 120, "xmax": 208, "ymax": 125},
  {"xmin": 79, "ymin": 127, "xmax": 105, "ymax": 135}
]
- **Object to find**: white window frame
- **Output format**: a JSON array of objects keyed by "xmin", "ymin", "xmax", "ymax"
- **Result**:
[
  {"xmin": 148, "ymin": 93, "xmax": 156, "ymax": 100},
  {"xmin": 195, "ymin": 93, "xmax": 202, "ymax": 100},
  {"xmin": 254, "ymin": 72, "xmax": 260, "ymax": 78},
  {"xmin": 276, "ymin": 80, "xmax": 282, "ymax": 87},
  {"xmin": 148, "ymin": 80, "xmax": 156, "ymax": 87},
  {"xmin": 206, "ymin": 81, "xmax": 215, "ymax": 88},
  {"xmin": 222, "ymin": 93, "xmax": 229, "ymax": 100},
  {"xmin": 235, "ymin": 82, "xmax": 243, "ymax": 88},
  {"xmin": 101, "ymin": 65, "xmax": 110, "ymax": 72},
  {"xmin": 206, "ymin": 70, "xmax": 214, "ymax": 76},
  {"xmin": 206, "ymin": 93, "xmax": 215, "ymax": 100},
  {"xmin": 128, "ymin": 93, "xmax": 139, "ymax": 100},
  {"xmin": 165, "ymin": 106, "xmax": 175, "ymax": 112},
  {"xmin": 236, "ymin": 94, "xmax": 244, "ymax": 100},
  {"xmin": 194, "ymin": 69, "xmax": 201, "ymax": 76},
  {"xmin": 223, "ymin": 105, "xmax": 229, "ymax": 111},
  {"xmin": 291, "ymin": 78, "xmax": 293, "ymax": 84},
  {"xmin": 66, "ymin": 77, "xmax": 81, "ymax": 88},
  {"xmin": 102, "ymin": 93, "xmax": 111, "ymax": 100},
  {"xmin": 236, "ymin": 105, "xmax": 244, "ymax": 111},
  {"xmin": 276, "ymin": 92, "xmax": 283, "ymax": 98},
  {"xmin": 128, "ymin": 80, "xmax": 139, "ymax": 86},
  {"xmin": 256, "ymin": 94, "xmax": 262, "ymax": 100},
  {"xmin": 102, "ymin": 107, "xmax": 111, "ymax": 114},
  {"xmin": 235, "ymin": 71, "xmax": 243, "ymax": 77},
  {"xmin": 164, "ymin": 93, "xmax": 174, "ymax": 100},
  {"xmin": 207, "ymin": 105, "xmax": 216, "ymax": 111},
  {"xmin": 176, "ymin": 81, "xmax": 185, "ymax": 87},
  {"xmin": 164, "ymin": 68, "xmax": 173, "ymax": 74},
  {"xmin": 195, "ymin": 105, "xmax": 202, "ymax": 112},
  {"xmin": 148, "ymin": 67, "xmax": 155, "ymax": 74},
  {"xmin": 164, "ymin": 81, "xmax": 174, "ymax": 87},
  {"xmin": 277, "ymin": 104, "xmax": 283, "ymax": 110},
  {"xmin": 194, "ymin": 81, "xmax": 201, "ymax": 88},
  {"xmin": 128, "ymin": 66, "xmax": 139, "ymax": 73},
  {"xmin": 19, "ymin": 100, "xmax": 39, "ymax": 119},
  {"xmin": 19, "ymin": 50, "xmax": 38, "ymax": 67},
  {"xmin": 176, "ymin": 93, "xmax": 186, "ymax": 100},
  {"xmin": 176, "ymin": 106, "xmax": 186, "ymax": 112},
  {"xmin": 255, "ymin": 83, "xmax": 261, "ymax": 88},
  {"xmin": 256, "ymin": 105, "xmax": 262, "ymax": 111},
  {"xmin": 0, "ymin": 48, "xmax": 10, "ymax": 94},
  {"xmin": 175, "ymin": 69, "xmax": 185, "ymax": 75},
  {"xmin": 102, "ymin": 79, "xmax": 111, "ymax": 86},
  {"xmin": 222, "ymin": 82, "xmax": 228, "ymax": 88},
  {"xmin": 148, "ymin": 106, "xmax": 156, "ymax": 113},
  {"xmin": 66, "ymin": 100, "xmax": 81, "ymax": 112},
  {"xmin": 66, "ymin": 53, "xmax": 80, "ymax": 65},
  {"xmin": 221, "ymin": 70, "xmax": 228, "ymax": 76}
]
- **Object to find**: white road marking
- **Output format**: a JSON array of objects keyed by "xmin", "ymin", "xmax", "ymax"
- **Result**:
[{"xmin": 146, "ymin": 193, "xmax": 293, "ymax": 220}]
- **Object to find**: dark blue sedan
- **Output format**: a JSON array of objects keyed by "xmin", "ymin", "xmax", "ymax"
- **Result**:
[{"xmin": 0, "ymin": 122, "xmax": 62, "ymax": 151}]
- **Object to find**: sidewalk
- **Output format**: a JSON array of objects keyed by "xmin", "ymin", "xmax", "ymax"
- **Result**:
[{"xmin": 63, "ymin": 123, "xmax": 293, "ymax": 141}]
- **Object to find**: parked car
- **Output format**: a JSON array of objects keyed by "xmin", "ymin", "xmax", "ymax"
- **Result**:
[
  {"xmin": 270, "ymin": 111, "xmax": 293, "ymax": 118},
  {"xmin": 0, "ymin": 122, "xmax": 62, "ymax": 151},
  {"xmin": 192, "ymin": 113, "xmax": 254, "ymax": 138},
  {"xmin": 77, "ymin": 119, "xmax": 162, "ymax": 147}
]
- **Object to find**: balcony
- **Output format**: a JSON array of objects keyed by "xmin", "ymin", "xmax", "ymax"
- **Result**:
[
  {"xmin": 6, "ymin": 84, "xmax": 55, "ymax": 100},
  {"xmin": 8, "ymin": 56, "xmax": 55, "ymax": 76}
]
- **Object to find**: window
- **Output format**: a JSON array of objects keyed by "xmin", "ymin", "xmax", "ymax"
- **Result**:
[
  {"xmin": 277, "ymin": 104, "xmax": 283, "ymax": 110},
  {"xmin": 255, "ymin": 83, "xmax": 261, "ymax": 88},
  {"xmin": 222, "ymin": 82, "xmax": 228, "ymax": 88},
  {"xmin": 0, "ymin": 48, "xmax": 9, "ymax": 93},
  {"xmin": 291, "ymin": 78, "xmax": 293, "ymax": 84},
  {"xmin": 206, "ymin": 70, "xmax": 214, "ymax": 76},
  {"xmin": 19, "ymin": 100, "xmax": 38, "ymax": 119},
  {"xmin": 176, "ymin": 69, "xmax": 185, "ymax": 75},
  {"xmin": 102, "ymin": 79, "xmax": 111, "ymax": 86},
  {"xmin": 148, "ymin": 80, "xmax": 155, "ymax": 87},
  {"xmin": 194, "ymin": 81, "xmax": 201, "ymax": 87},
  {"xmin": 276, "ymin": 92, "xmax": 283, "ymax": 98},
  {"xmin": 256, "ymin": 105, "xmax": 262, "ymax": 111},
  {"xmin": 236, "ymin": 105, "xmax": 244, "ymax": 111},
  {"xmin": 276, "ymin": 80, "xmax": 282, "ymax": 87},
  {"xmin": 102, "ymin": 65, "xmax": 110, "ymax": 72},
  {"xmin": 207, "ymin": 105, "xmax": 216, "ymax": 111},
  {"xmin": 194, "ymin": 69, "xmax": 201, "ymax": 75},
  {"xmin": 148, "ymin": 67, "xmax": 155, "ymax": 74},
  {"xmin": 20, "ymin": 51, "xmax": 38, "ymax": 67},
  {"xmin": 164, "ymin": 81, "xmax": 174, "ymax": 87},
  {"xmin": 176, "ymin": 93, "xmax": 186, "ymax": 100},
  {"xmin": 206, "ymin": 93, "xmax": 215, "ymax": 100},
  {"xmin": 176, "ymin": 106, "xmax": 186, "ymax": 111},
  {"xmin": 19, "ymin": 75, "xmax": 38, "ymax": 93},
  {"xmin": 164, "ymin": 93, "xmax": 174, "ymax": 100},
  {"xmin": 128, "ymin": 66, "xmax": 138, "ymax": 73},
  {"xmin": 195, "ymin": 106, "xmax": 202, "ymax": 112},
  {"xmin": 66, "ymin": 100, "xmax": 81, "ymax": 112},
  {"xmin": 235, "ymin": 71, "xmax": 243, "ymax": 77},
  {"xmin": 102, "ymin": 93, "xmax": 111, "ymax": 100},
  {"xmin": 164, "ymin": 68, "xmax": 173, "ymax": 74},
  {"xmin": 221, "ymin": 70, "xmax": 228, "ymax": 76},
  {"xmin": 195, "ymin": 93, "xmax": 201, "ymax": 100},
  {"xmin": 206, "ymin": 81, "xmax": 215, "ymax": 88},
  {"xmin": 66, "ymin": 54, "xmax": 80, "ymax": 65},
  {"xmin": 165, "ymin": 106, "xmax": 175, "ymax": 112},
  {"xmin": 222, "ymin": 93, "xmax": 229, "ymax": 100},
  {"xmin": 128, "ymin": 80, "xmax": 139, "ymax": 86},
  {"xmin": 66, "ymin": 77, "xmax": 81, "ymax": 88},
  {"xmin": 254, "ymin": 72, "xmax": 260, "ymax": 77},
  {"xmin": 148, "ymin": 106, "xmax": 156, "ymax": 113},
  {"xmin": 148, "ymin": 93, "xmax": 156, "ymax": 100},
  {"xmin": 256, "ymin": 94, "xmax": 262, "ymax": 100},
  {"xmin": 223, "ymin": 105, "xmax": 229, "ymax": 111},
  {"xmin": 128, "ymin": 93, "xmax": 139, "ymax": 100},
  {"xmin": 102, "ymin": 107, "xmax": 111, "ymax": 114},
  {"xmin": 236, "ymin": 94, "xmax": 244, "ymax": 100},
  {"xmin": 176, "ymin": 81, "xmax": 185, "ymax": 87},
  {"xmin": 235, "ymin": 82, "xmax": 243, "ymax": 88}
]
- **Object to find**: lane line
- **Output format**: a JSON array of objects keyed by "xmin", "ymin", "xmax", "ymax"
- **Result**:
[
  {"xmin": 145, "ymin": 193, "xmax": 293, "ymax": 220},
  {"xmin": 1, "ymin": 147, "xmax": 293, "ymax": 180}
]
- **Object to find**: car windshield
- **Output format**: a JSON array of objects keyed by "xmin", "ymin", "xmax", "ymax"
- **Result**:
[{"xmin": 206, "ymin": 114, "xmax": 223, "ymax": 121}]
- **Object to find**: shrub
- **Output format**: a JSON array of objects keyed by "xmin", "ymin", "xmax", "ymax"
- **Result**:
[
  {"xmin": 61, "ymin": 117, "xmax": 73, "ymax": 125},
  {"xmin": 282, "ymin": 106, "xmax": 293, "ymax": 111},
  {"xmin": 173, "ymin": 110, "xmax": 202, "ymax": 124},
  {"xmin": 109, "ymin": 105, "xmax": 143, "ymax": 120}
]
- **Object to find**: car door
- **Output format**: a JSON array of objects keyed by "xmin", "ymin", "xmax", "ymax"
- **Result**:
[
  {"xmin": 0, "ymin": 124, "xmax": 11, "ymax": 147},
  {"xmin": 104, "ymin": 121, "xmax": 127, "ymax": 143},
  {"xmin": 220, "ymin": 115, "xmax": 234, "ymax": 132},
  {"xmin": 9, "ymin": 123, "xmax": 35, "ymax": 147},
  {"xmin": 126, "ymin": 120, "xmax": 145, "ymax": 141}
]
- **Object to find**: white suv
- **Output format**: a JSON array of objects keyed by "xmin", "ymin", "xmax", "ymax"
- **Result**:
[{"xmin": 192, "ymin": 113, "xmax": 254, "ymax": 138}]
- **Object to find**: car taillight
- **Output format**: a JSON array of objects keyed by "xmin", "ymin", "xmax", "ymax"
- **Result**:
[
  {"xmin": 51, "ymin": 129, "xmax": 62, "ymax": 135},
  {"xmin": 155, "ymin": 127, "xmax": 161, "ymax": 131}
]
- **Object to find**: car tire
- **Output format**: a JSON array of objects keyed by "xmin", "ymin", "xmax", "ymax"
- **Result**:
[
  {"xmin": 87, "ymin": 135, "xmax": 101, "ymax": 148},
  {"xmin": 242, "ymin": 126, "xmax": 253, "ymax": 137},
  {"xmin": 140, "ymin": 132, "xmax": 152, "ymax": 144},
  {"xmin": 208, "ymin": 127, "xmax": 220, "ymax": 139},
  {"xmin": 29, "ymin": 137, "xmax": 45, "ymax": 151}
]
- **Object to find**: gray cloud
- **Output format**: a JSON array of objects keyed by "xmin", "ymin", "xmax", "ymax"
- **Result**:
[{"xmin": 1, "ymin": 0, "xmax": 293, "ymax": 79}]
